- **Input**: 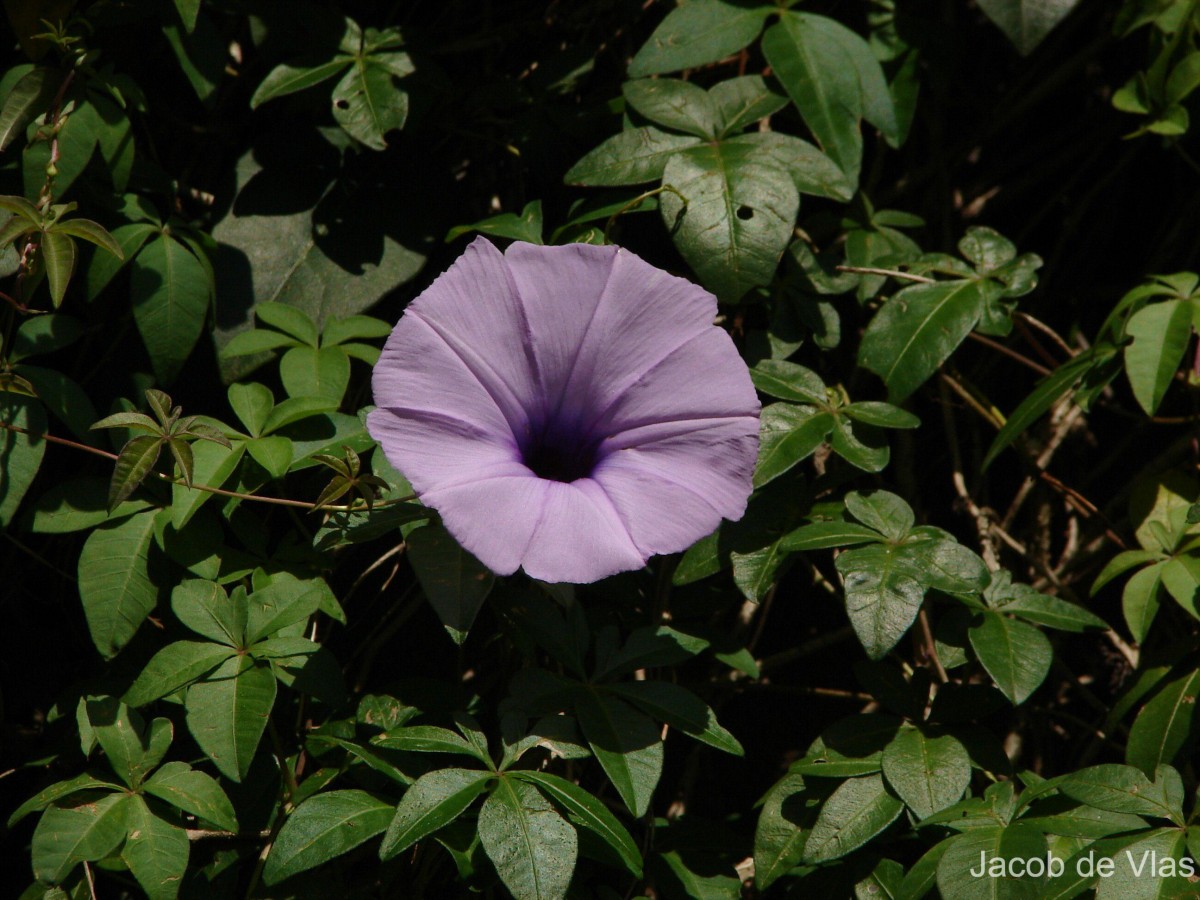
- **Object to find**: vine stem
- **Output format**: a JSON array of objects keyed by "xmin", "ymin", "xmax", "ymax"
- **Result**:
[
  {"xmin": 0, "ymin": 419, "xmax": 415, "ymax": 514},
  {"xmin": 834, "ymin": 265, "xmax": 936, "ymax": 284}
]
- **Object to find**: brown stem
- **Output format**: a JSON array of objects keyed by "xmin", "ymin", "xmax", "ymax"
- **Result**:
[{"xmin": 0, "ymin": 419, "xmax": 415, "ymax": 514}]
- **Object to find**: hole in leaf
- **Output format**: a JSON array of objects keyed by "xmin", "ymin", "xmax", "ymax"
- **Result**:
[
  {"xmin": 334, "ymin": 99, "xmax": 350, "ymax": 110},
  {"xmin": 737, "ymin": 206, "xmax": 754, "ymax": 221}
]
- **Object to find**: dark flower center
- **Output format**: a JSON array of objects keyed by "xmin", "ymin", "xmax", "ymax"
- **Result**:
[{"xmin": 521, "ymin": 425, "xmax": 599, "ymax": 483}]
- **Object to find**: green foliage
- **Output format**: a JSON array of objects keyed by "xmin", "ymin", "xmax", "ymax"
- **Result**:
[{"xmin": 5, "ymin": 1, "xmax": 1200, "ymax": 898}]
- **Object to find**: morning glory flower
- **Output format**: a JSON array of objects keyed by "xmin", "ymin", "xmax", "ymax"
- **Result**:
[{"xmin": 367, "ymin": 237, "xmax": 760, "ymax": 584}]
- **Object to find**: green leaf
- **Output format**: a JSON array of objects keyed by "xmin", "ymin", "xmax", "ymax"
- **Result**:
[
  {"xmin": 221, "ymin": 328, "xmax": 302, "ymax": 358},
  {"xmin": 254, "ymin": 302, "xmax": 321, "ymax": 344},
  {"xmin": 1123, "ymin": 560, "xmax": 1166, "ymax": 642},
  {"xmin": 26, "ymin": 477, "xmax": 152, "ymax": 533},
  {"xmin": 845, "ymin": 490, "xmax": 914, "ymax": 541},
  {"xmin": 83, "ymin": 697, "xmax": 169, "ymax": 788},
  {"xmin": 212, "ymin": 149, "xmax": 429, "ymax": 380},
  {"xmin": 7, "ymin": 773, "xmax": 123, "ymax": 830},
  {"xmin": 968, "ymin": 611, "xmax": 1052, "ymax": 705},
  {"xmin": 843, "ymin": 402, "xmax": 921, "ymax": 429},
  {"xmin": 1094, "ymin": 828, "xmax": 1194, "ymax": 898},
  {"xmin": 781, "ymin": 521, "xmax": 882, "ymax": 551},
  {"xmin": 251, "ymin": 58, "xmax": 353, "ymax": 108},
  {"xmin": 20, "ymin": 364, "xmax": 98, "ymax": 440},
  {"xmin": 575, "ymin": 689, "xmax": 663, "ymax": 817},
  {"xmin": 751, "ymin": 360, "xmax": 827, "ymax": 402},
  {"xmin": 379, "ymin": 768, "xmax": 493, "ymax": 860},
  {"xmin": 859, "ymin": 279, "xmax": 988, "ymax": 402},
  {"xmin": 279, "ymin": 346, "xmax": 350, "ymax": 404},
  {"xmin": 976, "ymin": 0, "xmax": 1083, "ymax": 55},
  {"xmin": 84, "ymin": 222, "xmax": 157, "ymax": 301},
  {"xmin": 245, "ymin": 581, "xmax": 323, "ymax": 644},
  {"xmin": 41, "ymin": 230, "xmax": 77, "ymax": 307},
  {"xmin": 120, "ymin": 795, "xmax": 189, "ymax": 900},
  {"xmin": 142, "ymin": 761, "xmax": 238, "ymax": 832},
  {"xmin": 264, "ymin": 790, "xmax": 394, "ymax": 884},
  {"xmin": 407, "ymin": 523, "xmax": 496, "ymax": 643},
  {"xmin": 331, "ymin": 58, "xmax": 408, "ymax": 150},
  {"xmin": 1124, "ymin": 299, "xmax": 1194, "ymax": 415},
  {"xmin": 628, "ymin": 0, "xmax": 768, "ymax": 77},
  {"xmin": 935, "ymin": 824, "xmax": 1047, "ymax": 899},
  {"xmin": 52, "ymin": 218, "xmax": 124, "ymax": 259},
  {"xmin": 171, "ymin": 439, "xmax": 245, "ymax": 530},
  {"xmin": 881, "ymin": 726, "xmax": 971, "ymax": 819},
  {"xmin": 31, "ymin": 792, "xmax": 129, "ymax": 884},
  {"xmin": 0, "ymin": 395, "xmax": 46, "ymax": 527},
  {"xmin": 9, "ymin": 313, "xmax": 83, "ymax": 362},
  {"xmin": 803, "ymin": 774, "xmax": 904, "ymax": 863},
  {"xmin": 1126, "ymin": 667, "xmax": 1200, "ymax": 776},
  {"xmin": 1160, "ymin": 554, "xmax": 1200, "ymax": 617},
  {"xmin": 173, "ymin": 0, "xmax": 201, "ymax": 29},
  {"xmin": 184, "ymin": 654, "xmax": 277, "ymax": 782},
  {"xmin": 623, "ymin": 78, "xmax": 715, "ymax": 138},
  {"xmin": 711, "ymin": 75, "xmax": 789, "ymax": 137},
  {"xmin": 753, "ymin": 403, "xmax": 833, "ymax": 487},
  {"xmin": 131, "ymin": 234, "xmax": 210, "ymax": 384},
  {"xmin": 565, "ymin": 126, "xmax": 700, "ymax": 186},
  {"xmin": 660, "ymin": 140, "xmax": 798, "ymax": 302},
  {"xmin": 754, "ymin": 773, "xmax": 809, "ymax": 890},
  {"xmin": 226, "ymin": 382, "xmax": 274, "ymax": 437},
  {"xmin": 1059, "ymin": 764, "xmax": 1182, "ymax": 822},
  {"xmin": 731, "ymin": 537, "xmax": 788, "ymax": 602},
  {"xmin": 763, "ymin": 13, "xmax": 885, "ymax": 182},
  {"xmin": 246, "ymin": 436, "xmax": 293, "ymax": 480},
  {"xmin": 446, "ymin": 200, "xmax": 544, "ymax": 245},
  {"xmin": 991, "ymin": 584, "xmax": 1108, "ymax": 632},
  {"xmin": 108, "ymin": 434, "xmax": 163, "ymax": 510},
  {"xmin": 607, "ymin": 681, "xmax": 743, "ymax": 755},
  {"xmin": 512, "ymin": 771, "xmax": 642, "ymax": 877},
  {"xmin": 478, "ymin": 777, "xmax": 578, "ymax": 900},
  {"xmin": 124, "ymin": 640, "xmax": 236, "ymax": 706},
  {"xmin": 78, "ymin": 510, "xmax": 158, "ymax": 659},
  {"xmin": 835, "ymin": 544, "xmax": 926, "ymax": 660},
  {"xmin": 0, "ymin": 66, "xmax": 62, "ymax": 152},
  {"xmin": 374, "ymin": 725, "xmax": 490, "ymax": 763},
  {"xmin": 172, "ymin": 579, "xmax": 245, "ymax": 647}
]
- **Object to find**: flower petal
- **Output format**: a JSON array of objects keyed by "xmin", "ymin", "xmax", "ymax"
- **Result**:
[
  {"xmin": 588, "ymin": 327, "xmax": 760, "ymax": 438},
  {"xmin": 406, "ymin": 237, "xmax": 541, "ymax": 437},
  {"xmin": 593, "ymin": 418, "xmax": 758, "ymax": 556},
  {"xmin": 503, "ymin": 242, "xmax": 617, "ymax": 411},
  {"xmin": 519, "ymin": 479, "xmax": 646, "ymax": 583},
  {"xmin": 420, "ymin": 474, "xmax": 551, "ymax": 576},
  {"xmin": 367, "ymin": 407, "xmax": 527, "ymax": 496},
  {"xmin": 507, "ymin": 244, "xmax": 718, "ymax": 433}
]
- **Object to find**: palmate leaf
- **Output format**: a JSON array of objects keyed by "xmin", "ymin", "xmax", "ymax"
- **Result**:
[
  {"xmin": 107, "ymin": 434, "xmax": 164, "ymax": 510},
  {"xmin": 131, "ymin": 234, "xmax": 211, "ymax": 384},
  {"xmin": 263, "ymin": 790, "xmax": 394, "ymax": 885},
  {"xmin": 574, "ymin": 689, "xmax": 663, "ymax": 817},
  {"xmin": 407, "ymin": 523, "xmax": 495, "ymax": 643},
  {"xmin": 802, "ymin": 774, "xmax": 904, "ymax": 863},
  {"xmin": 379, "ymin": 768, "xmax": 493, "ymax": 860},
  {"xmin": 251, "ymin": 58, "xmax": 354, "ymax": 108},
  {"xmin": 184, "ymin": 654, "xmax": 277, "ymax": 782},
  {"xmin": 511, "ymin": 771, "xmax": 642, "ymax": 877},
  {"xmin": 628, "ymin": 0, "xmax": 769, "ymax": 77},
  {"xmin": 41, "ymin": 230, "xmax": 77, "ymax": 307},
  {"xmin": 332, "ymin": 58, "xmax": 408, "ymax": 150},
  {"xmin": 31, "ymin": 791, "xmax": 129, "ymax": 885},
  {"xmin": 565, "ymin": 126, "xmax": 700, "ymax": 187},
  {"xmin": 78, "ymin": 510, "xmax": 159, "ymax": 659},
  {"xmin": 120, "ymin": 795, "xmax": 190, "ymax": 900},
  {"xmin": 659, "ymin": 140, "xmax": 799, "ymax": 302},
  {"xmin": 976, "ymin": 0, "xmax": 1083, "ymax": 55},
  {"xmin": 623, "ymin": 78, "xmax": 716, "ymax": 139},
  {"xmin": 478, "ymin": 777, "xmax": 578, "ymax": 900}
]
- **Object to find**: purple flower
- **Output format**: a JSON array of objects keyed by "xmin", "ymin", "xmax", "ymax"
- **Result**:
[{"xmin": 367, "ymin": 238, "xmax": 760, "ymax": 584}]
